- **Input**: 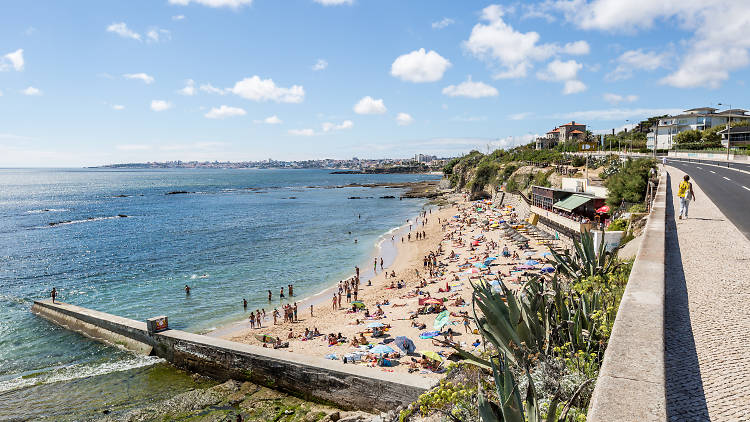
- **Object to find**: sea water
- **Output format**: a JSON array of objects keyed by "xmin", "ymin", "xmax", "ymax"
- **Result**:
[{"xmin": 0, "ymin": 168, "xmax": 437, "ymax": 420}]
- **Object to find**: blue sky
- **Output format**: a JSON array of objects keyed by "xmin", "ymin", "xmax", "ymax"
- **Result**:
[{"xmin": 1, "ymin": 0, "xmax": 748, "ymax": 166}]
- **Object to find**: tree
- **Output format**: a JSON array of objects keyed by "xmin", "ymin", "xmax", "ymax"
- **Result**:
[
  {"xmin": 603, "ymin": 158, "xmax": 656, "ymax": 207},
  {"xmin": 673, "ymin": 130, "xmax": 702, "ymax": 144}
]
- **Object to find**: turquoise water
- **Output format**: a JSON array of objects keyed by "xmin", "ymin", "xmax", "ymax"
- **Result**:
[{"xmin": 0, "ymin": 168, "xmax": 436, "ymax": 420}]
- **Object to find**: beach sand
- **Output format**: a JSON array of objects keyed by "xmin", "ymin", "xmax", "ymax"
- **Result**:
[{"xmin": 220, "ymin": 194, "xmax": 557, "ymax": 378}]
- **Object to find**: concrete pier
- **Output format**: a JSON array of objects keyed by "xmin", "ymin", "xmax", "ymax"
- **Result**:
[{"xmin": 32, "ymin": 299, "xmax": 436, "ymax": 412}]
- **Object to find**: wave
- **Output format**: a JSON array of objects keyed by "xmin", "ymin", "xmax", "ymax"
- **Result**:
[
  {"xmin": 0, "ymin": 355, "xmax": 163, "ymax": 394},
  {"xmin": 46, "ymin": 215, "xmax": 128, "ymax": 227},
  {"xmin": 26, "ymin": 209, "xmax": 68, "ymax": 214}
]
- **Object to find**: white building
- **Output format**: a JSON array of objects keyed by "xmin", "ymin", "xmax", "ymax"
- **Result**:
[{"xmin": 646, "ymin": 107, "xmax": 749, "ymax": 150}]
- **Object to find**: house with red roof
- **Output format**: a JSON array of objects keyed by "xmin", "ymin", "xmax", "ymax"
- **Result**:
[{"xmin": 535, "ymin": 121, "xmax": 587, "ymax": 149}]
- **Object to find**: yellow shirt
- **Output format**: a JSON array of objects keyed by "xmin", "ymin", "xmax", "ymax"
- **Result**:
[{"xmin": 678, "ymin": 181, "xmax": 691, "ymax": 198}]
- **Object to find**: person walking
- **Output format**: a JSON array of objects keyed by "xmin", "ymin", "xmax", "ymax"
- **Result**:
[{"xmin": 677, "ymin": 174, "xmax": 696, "ymax": 219}]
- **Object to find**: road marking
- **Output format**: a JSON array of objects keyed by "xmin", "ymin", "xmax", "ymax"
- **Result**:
[
  {"xmin": 723, "ymin": 176, "xmax": 731, "ymax": 181},
  {"xmin": 710, "ymin": 170, "xmax": 716, "ymax": 174},
  {"xmin": 744, "ymin": 186, "xmax": 750, "ymax": 191},
  {"xmin": 697, "ymin": 166, "xmax": 702, "ymax": 169}
]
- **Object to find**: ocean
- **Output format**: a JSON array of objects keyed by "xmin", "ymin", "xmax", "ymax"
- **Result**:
[{"xmin": 0, "ymin": 168, "xmax": 438, "ymax": 421}]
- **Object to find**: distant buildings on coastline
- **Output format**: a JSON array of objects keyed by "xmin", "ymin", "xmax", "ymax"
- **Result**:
[
  {"xmin": 646, "ymin": 107, "xmax": 749, "ymax": 150},
  {"xmin": 98, "ymin": 155, "xmax": 449, "ymax": 170}
]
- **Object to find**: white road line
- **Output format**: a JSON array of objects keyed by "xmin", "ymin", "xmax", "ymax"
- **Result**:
[
  {"xmin": 696, "ymin": 166, "xmax": 702, "ymax": 169},
  {"xmin": 744, "ymin": 186, "xmax": 750, "ymax": 191},
  {"xmin": 723, "ymin": 176, "xmax": 731, "ymax": 181},
  {"xmin": 710, "ymin": 170, "xmax": 716, "ymax": 174}
]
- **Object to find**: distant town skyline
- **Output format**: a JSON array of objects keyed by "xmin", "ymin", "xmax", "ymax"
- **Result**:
[{"xmin": 1, "ymin": 1, "xmax": 749, "ymax": 166}]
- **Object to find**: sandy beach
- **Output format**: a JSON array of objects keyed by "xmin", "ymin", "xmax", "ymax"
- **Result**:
[{"xmin": 220, "ymin": 193, "xmax": 558, "ymax": 378}]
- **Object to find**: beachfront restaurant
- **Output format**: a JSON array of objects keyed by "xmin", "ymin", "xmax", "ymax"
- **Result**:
[{"xmin": 531, "ymin": 185, "xmax": 605, "ymax": 220}]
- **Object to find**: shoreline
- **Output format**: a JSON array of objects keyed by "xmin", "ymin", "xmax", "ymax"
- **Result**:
[{"xmin": 206, "ymin": 214, "xmax": 426, "ymax": 340}]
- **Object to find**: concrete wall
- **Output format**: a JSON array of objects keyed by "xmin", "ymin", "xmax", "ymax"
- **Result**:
[
  {"xmin": 32, "ymin": 300, "xmax": 435, "ymax": 412},
  {"xmin": 668, "ymin": 150, "xmax": 749, "ymax": 161},
  {"xmin": 587, "ymin": 171, "xmax": 668, "ymax": 421}
]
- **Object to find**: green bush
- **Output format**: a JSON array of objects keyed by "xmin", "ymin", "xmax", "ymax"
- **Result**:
[
  {"xmin": 607, "ymin": 219, "xmax": 628, "ymax": 232},
  {"xmin": 571, "ymin": 156, "xmax": 586, "ymax": 167},
  {"xmin": 674, "ymin": 129, "xmax": 702, "ymax": 144},
  {"xmin": 627, "ymin": 203, "xmax": 646, "ymax": 213},
  {"xmin": 603, "ymin": 158, "xmax": 656, "ymax": 207}
]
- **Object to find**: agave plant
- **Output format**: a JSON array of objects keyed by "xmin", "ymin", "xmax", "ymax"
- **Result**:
[{"xmin": 549, "ymin": 230, "xmax": 619, "ymax": 280}]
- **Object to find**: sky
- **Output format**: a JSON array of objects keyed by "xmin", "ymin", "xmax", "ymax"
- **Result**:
[{"xmin": 1, "ymin": 0, "xmax": 749, "ymax": 167}]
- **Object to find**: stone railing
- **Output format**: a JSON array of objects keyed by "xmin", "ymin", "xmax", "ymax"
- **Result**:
[{"xmin": 587, "ymin": 170, "xmax": 667, "ymax": 420}]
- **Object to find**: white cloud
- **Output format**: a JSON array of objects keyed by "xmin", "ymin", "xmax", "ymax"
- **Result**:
[
  {"xmin": 353, "ymin": 96, "xmax": 387, "ymax": 114},
  {"xmin": 464, "ymin": 5, "xmax": 588, "ymax": 79},
  {"xmin": 150, "ymin": 100, "xmax": 172, "ymax": 111},
  {"xmin": 536, "ymin": 59, "xmax": 586, "ymax": 94},
  {"xmin": 509, "ymin": 112, "xmax": 532, "ymax": 120},
  {"xmin": 22, "ymin": 86, "xmax": 41, "ymax": 96},
  {"xmin": 552, "ymin": 1, "xmax": 750, "ymax": 88},
  {"xmin": 261, "ymin": 115, "xmax": 282, "ymax": 124},
  {"xmin": 442, "ymin": 76, "xmax": 498, "ymax": 98},
  {"xmin": 396, "ymin": 112, "xmax": 414, "ymax": 126},
  {"xmin": 106, "ymin": 22, "xmax": 141, "ymax": 41},
  {"xmin": 172, "ymin": 14, "xmax": 186, "ymax": 20},
  {"xmin": 537, "ymin": 59, "xmax": 582, "ymax": 81},
  {"xmin": 230, "ymin": 76, "xmax": 304, "ymax": 103},
  {"xmin": 563, "ymin": 80, "xmax": 587, "ymax": 94},
  {"xmin": 112, "ymin": 104, "xmax": 125, "ymax": 110},
  {"xmin": 313, "ymin": 0, "xmax": 353, "ymax": 5},
  {"xmin": 200, "ymin": 83, "xmax": 227, "ymax": 95},
  {"xmin": 178, "ymin": 79, "xmax": 196, "ymax": 95},
  {"xmin": 563, "ymin": 40, "xmax": 590, "ymax": 55},
  {"xmin": 205, "ymin": 105, "xmax": 246, "ymax": 119},
  {"xmin": 312, "ymin": 59, "xmax": 328, "ymax": 71},
  {"xmin": 1, "ymin": 49, "xmax": 24, "ymax": 71},
  {"xmin": 390, "ymin": 48, "xmax": 451, "ymax": 83},
  {"xmin": 606, "ymin": 49, "xmax": 669, "ymax": 81},
  {"xmin": 553, "ymin": 107, "xmax": 683, "ymax": 121},
  {"xmin": 432, "ymin": 18, "xmax": 455, "ymax": 29},
  {"xmin": 322, "ymin": 120, "xmax": 353, "ymax": 132},
  {"xmin": 123, "ymin": 73, "xmax": 155, "ymax": 84},
  {"xmin": 288, "ymin": 128, "xmax": 315, "ymax": 136},
  {"xmin": 168, "ymin": 0, "xmax": 253, "ymax": 8},
  {"xmin": 603, "ymin": 93, "xmax": 638, "ymax": 104},
  {"xmin": 146, "ymin": 28, "xmax": 171, "ymax": 43}
]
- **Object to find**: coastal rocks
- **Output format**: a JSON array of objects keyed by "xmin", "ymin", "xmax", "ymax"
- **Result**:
[
  {"xmin": 165, "ymin": 191, "xmax": 191, "ymax": 195},
  {"xmin": 380, "ymin": 196, "xmax": 396, "ymax": 199}
]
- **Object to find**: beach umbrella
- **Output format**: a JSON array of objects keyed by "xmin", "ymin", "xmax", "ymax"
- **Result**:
[
  {"xmin": 596, "ymin": 205, "xmax": 610, "ymax": 214},
  {"xmin": 472, "ymin": 262, "xmax": 487, "ymax": 269},
  {"xmin": 394, "ymin": 336, "xmax": 416, "ymax": 354},
  {"xmin": 352, "ymin": 301, "xmax": 366, "ymax": 309},
  {"xmin": 541, "ymin": 252, "xmax": 552, "ymax": 257},
  {"xmin": 434, "ymin": 310, "xmax": 450, "ymax": 330},
  {"xmin": 370, "ymin": 345, "xmax": 395, "ymax": 355},
  {"xmin": 419, "ymin": 351, "xmax": 443, "ymax": 362},
  {"xmin": 367, "ymin": 322, "xmax": 385, "ymax": 328},
  {"xmin": 525, "ymin": 260, "xmax": 539, "ymax": 266}
]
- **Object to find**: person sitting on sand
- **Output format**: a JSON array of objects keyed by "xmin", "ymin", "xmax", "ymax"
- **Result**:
[
  {"xmin": 389, "ymin": 281, "xmax": 395, "ymax": 289},
  {"xmin": 351, "ymin": 337, "xmax": 359, "ymax": 347},
  {"xmin": 287, "ymin": 328, "xmax": 294, "ymax": 339},
  {"xmin": 358, "ymin": 332, "xmax": 368, "ymax": 344},
  {"xmin": 313, "ymin": 327, "xmax": 320, "ymax": 336},
  {"xmin": 512, "ymin": 251, "xmax": 519, "ymax": 260}
]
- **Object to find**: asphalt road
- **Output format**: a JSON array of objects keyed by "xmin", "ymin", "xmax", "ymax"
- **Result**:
[
  {"xmin": 669, "ymin": 156, "xmax": 750, "ymax": 172},
  {"xmin": 665, "ymin": 158, "xmax": 750, "ymax": 240}
]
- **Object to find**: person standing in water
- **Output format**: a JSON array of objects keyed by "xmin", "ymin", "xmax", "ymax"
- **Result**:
[
  {"xmin": 280, "ymin": 287, "xmax": 285, "ymax": 299},
  {"xmin": 267, "ymin": 290, "xmax": 272, "ymax": 301},
  {"xmin": 380, "ymin": 257, "xmax": 384, "ymax": 270},
  {"xmin": 184, "ymin": 285, "xmax": 190, "ymax": 295},
  {"xmin": 243, "ymin": 298, "xmax": 247, "ymax": 310}
]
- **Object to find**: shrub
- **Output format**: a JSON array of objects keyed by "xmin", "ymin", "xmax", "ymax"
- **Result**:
[
  {"xmin": 607, "ymin": 219, "xmax": 628, "ymax": 232},
  {"xmin": 571, "ymin": 156, "xmax": 586, "ymax": 167},
  {"xmin": 603, "ymin": 158, "xmax": 656, "ymax": 207}
]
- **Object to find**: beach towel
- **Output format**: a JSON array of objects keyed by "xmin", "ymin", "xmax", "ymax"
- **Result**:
[{"xmin": 419, "ymin": 330, "xmax": 440, "ymax": 339}]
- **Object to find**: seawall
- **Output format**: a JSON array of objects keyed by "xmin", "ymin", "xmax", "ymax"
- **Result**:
[
  {"xmin": 31, "ymin": 299, "xmax": 436, "ymax": 413},
  {"xmin": 587, "ymin": 170, "xmax": 668, "ymax": 420}
]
